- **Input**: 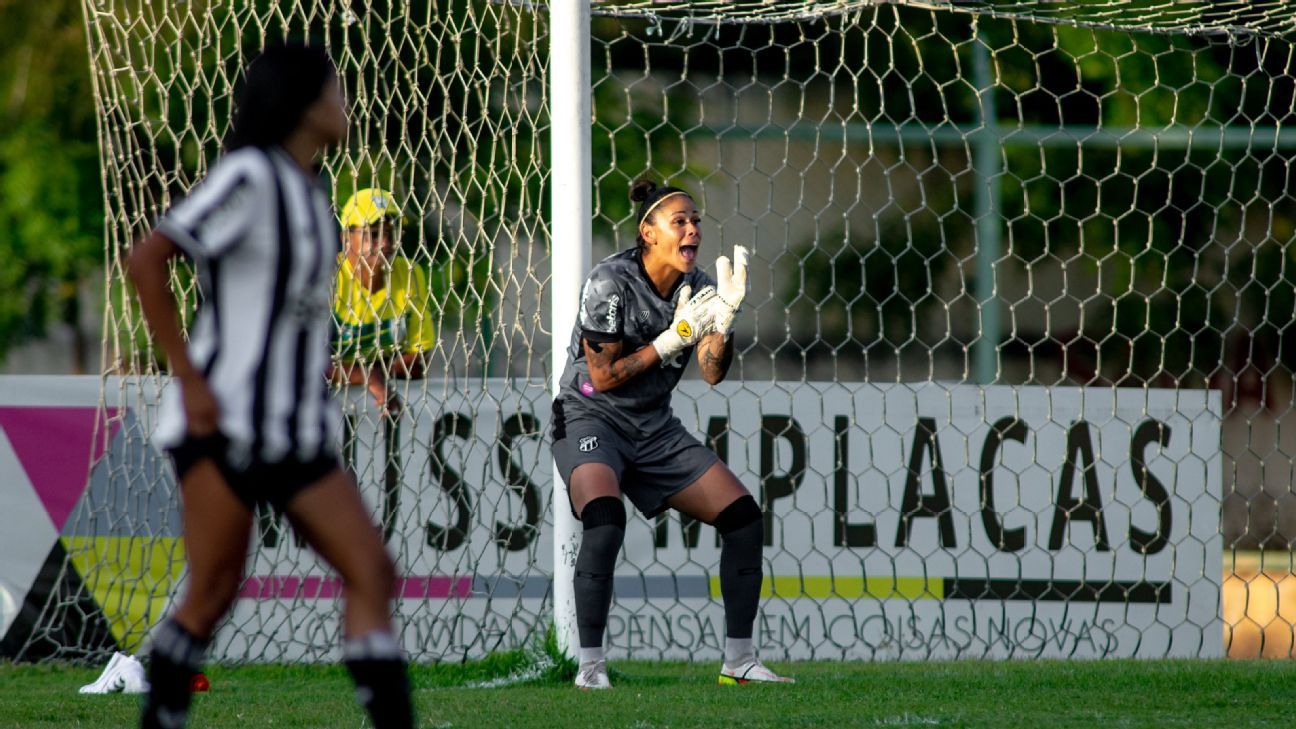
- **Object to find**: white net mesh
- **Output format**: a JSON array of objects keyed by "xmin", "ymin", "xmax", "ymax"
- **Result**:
[
  {"xmin": 11, "ymin": 0, "xmax": 1296, "ymax": 661},
  {"xmin": 591, "ymin": 0, "xmax": 1296, "ymax": 37}
]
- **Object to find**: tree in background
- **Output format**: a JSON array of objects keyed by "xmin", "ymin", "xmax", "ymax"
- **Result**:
[{"xmin": 0, "ymin": 0, "xmax": 102, "ymax": 371}]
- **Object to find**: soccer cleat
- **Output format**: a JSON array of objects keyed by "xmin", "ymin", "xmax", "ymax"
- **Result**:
[
  {"xmin": 79, "ymin": 651, "xmax": 150, "ymax": 694},
  {"xmin": 574, "ymin": 660, "xmax": 612, "ymax": 690},
  {"xmin": 79, "ymin": 652, "xmax": 126, "ymax": 694},
  {"xmin": 718, "ymin": 659, "xmax": 795, "ymax": 685},
  {"xmin": 118, "ymin": 654, "xmax": 150, "ymax": 694}
]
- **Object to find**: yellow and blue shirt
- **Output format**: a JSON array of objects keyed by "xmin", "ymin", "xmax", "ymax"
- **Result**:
[{"xmin": 333, "ymin": 257, "xmax": 436, "ymax": 361}]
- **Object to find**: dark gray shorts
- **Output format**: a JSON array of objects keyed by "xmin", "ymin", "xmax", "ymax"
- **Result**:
[{"xmin": 551, "ymin": 402, "xmax": 721, "ymax": 518}]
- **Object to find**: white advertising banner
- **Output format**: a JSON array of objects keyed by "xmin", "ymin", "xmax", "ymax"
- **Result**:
[{"xmin": 0, "ymin": 377, "xmax": 1221, "ymax": 661}]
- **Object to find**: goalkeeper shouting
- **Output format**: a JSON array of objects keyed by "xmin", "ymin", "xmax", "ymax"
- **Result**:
[{"xmin": 552, "ymin": 178, "xmax": 794, "ymax": 689}]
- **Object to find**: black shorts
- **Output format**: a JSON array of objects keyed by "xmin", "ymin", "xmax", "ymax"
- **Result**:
[
  {"xmin": 551, "ymin": 401, "xmax": 721, "ymax": 519},
  {"xmin": 168, "ymin": 433, "xmax": 341, "ymax": 513}
]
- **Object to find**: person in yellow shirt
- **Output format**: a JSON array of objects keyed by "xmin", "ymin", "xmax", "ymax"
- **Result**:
[{"xmin": 330, "ymin": 188, "xmax": 436, "ymax": 411}]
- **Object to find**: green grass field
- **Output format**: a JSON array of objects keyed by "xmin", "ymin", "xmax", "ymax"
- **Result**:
[{"xmin": 3, "ymin": 656, "xmax": 1296, "ymax": 729}]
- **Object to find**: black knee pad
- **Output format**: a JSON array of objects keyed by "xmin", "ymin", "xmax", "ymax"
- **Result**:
[
  {"xmin": 575, "ymin": 496, "xmax": 625, "ymax": 649},
  {"xmin": 580, "ymin": 495, "xmax": 626, "ymax": 531},
  {"xmin": 576, "ymin": 496, "xmax": 625, "ymax": 578},
  {"xmin": 713, "ymin": 495, "xmax": 762, "ymax": 535},
  {"xmin": 716, "ymin": 496, "xmax": 763, "ymax": 641},
  {"xmin": 716, "ymin": 495, "xmax": 763, "ymax": 572}
]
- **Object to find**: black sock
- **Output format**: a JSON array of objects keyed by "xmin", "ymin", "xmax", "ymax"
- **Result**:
[
  {"xmin": 343, "ymin": 630, "xmax": 413, "ymax": 729},
  {"xmin": 140, "ymin": 618, "xmax": 209, "ymax": 729},
  {"xmin": 716, "ymin": 496, "xmax": 764, "ymax": 642},
  {"xmin": 574, "ymin": 496, "xmax": 626, "ymax": 653}
]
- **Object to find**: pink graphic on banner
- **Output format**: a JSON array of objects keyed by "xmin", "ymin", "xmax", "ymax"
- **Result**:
[
  {"xmin": 239, "ymin": 575, "xmax": 473, "ymax": 600},
  {"xmin": 0, "ymin": 407, "xmax": 121, "ymax": 532}
]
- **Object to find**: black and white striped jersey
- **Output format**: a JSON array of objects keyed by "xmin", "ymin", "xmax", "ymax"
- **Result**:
[{"xmin": 153, "ymin": 146, "xmax": 341, "ymax": 465}]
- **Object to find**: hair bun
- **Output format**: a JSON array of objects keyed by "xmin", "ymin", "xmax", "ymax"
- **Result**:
[{"xmin": 629, "ymin": 178, "xmax": 658, "ymax": 203}]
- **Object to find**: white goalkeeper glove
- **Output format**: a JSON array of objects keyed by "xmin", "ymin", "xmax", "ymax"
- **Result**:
[
  {"xmin": 712, "ymin": 245, "xmax": 749, "ymax": 335},
  {"xmin": 652, "ymin": 284, "xmax": 718, "ymax": 362}
]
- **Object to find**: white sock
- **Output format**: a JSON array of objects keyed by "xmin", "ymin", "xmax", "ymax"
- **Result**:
[
  {"xmin": 578, "ymin": 646, "xmax": 605, "ymax": 666},
  {"xmin": 724, "ymin": 637, "xmax": 755, "ymax": 667},
  {"xmin": 342, "ymin": 629, "xmax": 403, "ymax": 661}
]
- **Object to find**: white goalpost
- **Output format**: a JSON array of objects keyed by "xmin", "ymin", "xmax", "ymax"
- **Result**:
[{"xmin": 549, "ymin": 0, "xmax": 592, "ymax": 659}]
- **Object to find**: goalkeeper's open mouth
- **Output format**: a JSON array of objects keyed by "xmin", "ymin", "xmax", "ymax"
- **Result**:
[{"xmin": 679, "ymin": 242, "xmax": 699, "ymax": 266}]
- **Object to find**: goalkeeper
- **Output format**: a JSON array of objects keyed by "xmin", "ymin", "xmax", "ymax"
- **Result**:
[
  {"xmin": 330, "ymin": 188, "xmax": 436, "ymax": 412},
  {"xmin": 552, "ymin": 178, "xmax": 793, "ymax": 689}
]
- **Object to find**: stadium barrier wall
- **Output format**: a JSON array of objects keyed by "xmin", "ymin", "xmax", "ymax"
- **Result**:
[{"xmin": 0, "ymin": 376, "xmax": 1221, "ymax": 661}]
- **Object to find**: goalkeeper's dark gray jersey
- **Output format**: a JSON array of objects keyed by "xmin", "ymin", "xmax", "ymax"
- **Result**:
[{"xmin": 558, "ymin": 248, "xmax": 716, "ymax": 428}]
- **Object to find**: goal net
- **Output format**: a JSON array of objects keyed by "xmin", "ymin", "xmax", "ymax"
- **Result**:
[{"xmin": 8, "ymin": 0, "xmax": 1295, "ymax": 662}]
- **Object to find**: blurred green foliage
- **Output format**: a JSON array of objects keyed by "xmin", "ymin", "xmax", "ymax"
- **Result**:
[{"xmin": 0, "ymin": 0, "xmax": 102, "ymax": 369}]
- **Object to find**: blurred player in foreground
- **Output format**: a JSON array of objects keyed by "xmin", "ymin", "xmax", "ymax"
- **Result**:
[
  {"xmin": 551, "ymin": 178, "xmax": 795, "ymax": 689},
  {"xmin": 127, "ymin": 43, "xmax": 413, "ymax": 729}
]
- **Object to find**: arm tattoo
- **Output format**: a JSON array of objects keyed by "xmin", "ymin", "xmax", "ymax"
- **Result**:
[
  {"xmin": 698, "ymin": 334, "xmax": 734, "ymax": 383},
  {"xmin": 609, "ymin": 353, "xmax": 651, "ymax": 383},
  {"xmin": 584, "ymin": 338, "xmax": 652, "ymax": 390}
]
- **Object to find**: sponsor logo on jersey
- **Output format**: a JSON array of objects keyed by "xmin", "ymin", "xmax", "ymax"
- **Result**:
[
  {"xmin": 579, "ymin": 381, "xmax": 596, "ymax": 397},
  {"xmin": 199, "ymin": 181, "xmax": 251, "ymax": 240},
  {"xmin": 606, "ymin": 294, "xmax": 620, "ymax": 333},
  {"xmin": 578, "ymin": 435, "xmax": 599, "ymax": 452}
]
